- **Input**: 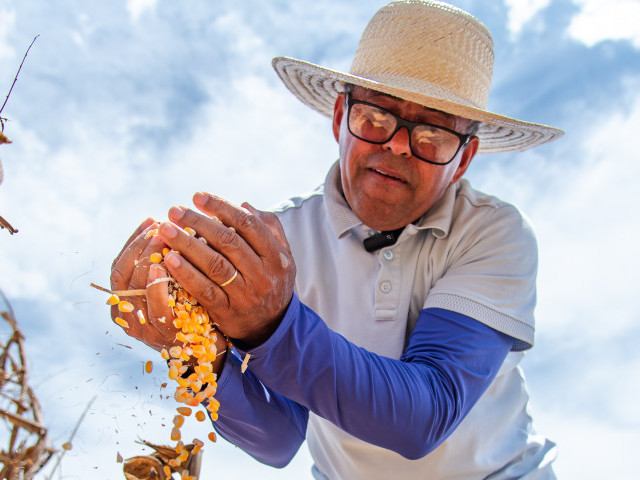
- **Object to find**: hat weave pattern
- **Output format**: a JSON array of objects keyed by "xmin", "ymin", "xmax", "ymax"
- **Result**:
[{"xmin": 273, "ymin": 0, "xmax": 563, "ymax": 154}]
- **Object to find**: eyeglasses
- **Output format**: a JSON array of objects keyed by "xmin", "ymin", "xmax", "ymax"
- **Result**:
[{"xmin": 346, "ymin": 95, "xmax": 472, "ymax": 165}]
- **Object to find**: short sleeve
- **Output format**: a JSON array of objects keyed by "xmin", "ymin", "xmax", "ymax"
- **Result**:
[{"xmin": 423, "ymin": 204, "xmax": 538, "ymax": 350}]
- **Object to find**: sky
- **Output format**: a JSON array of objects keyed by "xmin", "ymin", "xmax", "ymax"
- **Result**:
[{"xmin": 0, "ymin": 0, "xmax": 639, "ymax": 478}]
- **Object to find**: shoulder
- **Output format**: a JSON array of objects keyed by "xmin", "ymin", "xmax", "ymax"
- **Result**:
[{"xmin": 450, "ymin": 179, "xmax": 537, "ymax": 252}]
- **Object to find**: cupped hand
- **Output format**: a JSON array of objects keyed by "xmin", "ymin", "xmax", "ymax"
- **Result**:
[
  {"xmin": 156, "ymin": 192, "xmax": 296, "ymax": 348},
  {"xmin": 109, "ymin": 219, "xmax": 180, "ymax": 352}
]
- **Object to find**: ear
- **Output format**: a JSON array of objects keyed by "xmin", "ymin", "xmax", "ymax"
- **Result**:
[
  {"xmin": 450, "ymin": 136, "xmax": 479, "ymax": 185},
  {"xmin": 332, "ymin": 93, "xmax": 346, "ymax": 143}
]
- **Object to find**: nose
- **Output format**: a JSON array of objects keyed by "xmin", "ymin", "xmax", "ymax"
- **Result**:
[{"xmin": 383, "ymin": 126, "xmax": 411, "ymax": 157}]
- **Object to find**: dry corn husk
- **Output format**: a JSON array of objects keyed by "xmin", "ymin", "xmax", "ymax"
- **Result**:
[{"xmin": 0, "ymin": 289, "xmax": 54, "ymax": 479}]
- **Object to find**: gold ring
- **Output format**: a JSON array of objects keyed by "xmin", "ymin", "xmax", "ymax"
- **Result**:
[{"xmin": 219, "ymin": 269, "xmax": 238, "ymax": 288}]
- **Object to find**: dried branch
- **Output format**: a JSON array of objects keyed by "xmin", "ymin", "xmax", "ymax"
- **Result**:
[
  {"xmin": 0, "ymin": 35, "xmax": 39, "ymax": 132},
  {"xmin": 0, "ymin": 288, "xmax": 54, "ymax": 479}
]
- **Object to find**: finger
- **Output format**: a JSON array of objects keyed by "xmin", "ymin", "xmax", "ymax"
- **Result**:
[
  {"xmin": 146, "ymin": 263, "xmax": 174, "ymax": 322},
  {"xmin": 162, "ymin": 250, "xmax": 228, "ymax": 319},
  {"xmin": 112, "ymin": 218, "xmax": 156, "ymax": 269},
  {"xmin": 165, "ymin": 206, "xmax": 261, "ymax": 273},
  {"xmin": 130, "ymin": 234, "xmax": 167, "ymax": 290},
  {"xmin": 158, "ymin": 220, "xmax": 243, "ymax": 288},
  {"xmin": 192, "ymin": 192, "xmax": 280, "ymax": 258},
  {"xmin": 111, "ymin": 221, "xmax": 159, "ymax": 290},
  {"xmin": 242, "ymin": 202, "xmax": 292, "ymax": 252}
]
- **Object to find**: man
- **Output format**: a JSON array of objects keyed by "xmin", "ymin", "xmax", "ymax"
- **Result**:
[{"xmin": 111, "ymin": 1, "xmax": 563, "ymax": 478}]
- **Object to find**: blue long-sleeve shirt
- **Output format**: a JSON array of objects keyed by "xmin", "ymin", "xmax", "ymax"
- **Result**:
[{"xmin": 212, "ymin": 291, "xmax": 512, "ymax": 467}]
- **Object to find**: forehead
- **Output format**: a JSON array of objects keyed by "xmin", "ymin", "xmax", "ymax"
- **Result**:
[{"xmin": 350, "ymin": 86, "xmax": 470, "ymax": 131}]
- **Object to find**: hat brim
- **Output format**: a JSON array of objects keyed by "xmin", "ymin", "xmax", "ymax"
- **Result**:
[{"xmin": 273, "ymin": 56, "xmax": 564, "ymax": 154}]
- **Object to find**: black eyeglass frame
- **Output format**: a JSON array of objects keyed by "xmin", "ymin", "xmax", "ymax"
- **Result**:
[{"xmin": 345, "ymin": 95, "xmax": 472, "ymax": 166}]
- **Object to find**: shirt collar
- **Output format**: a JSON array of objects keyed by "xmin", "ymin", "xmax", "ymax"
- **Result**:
[{"xmin": 323, "ymin": 160, "xmax": 458, "ymax": 240}]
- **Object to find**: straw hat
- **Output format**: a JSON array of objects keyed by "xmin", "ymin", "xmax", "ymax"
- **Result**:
[{"xmin": 272, "ymin": 0, "xmax": 563, "ymax": 154}]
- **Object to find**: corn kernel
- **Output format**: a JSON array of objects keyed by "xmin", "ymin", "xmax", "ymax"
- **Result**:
[
  {"xmin": 106, "ymin": 294, "xmax": 120, "ymax": 305},
  {"xmin": 195, "ymin": 411, "xmax": 206, "ymax": 422},
  {"xmin": 62, "ymin": 442, "xmax": 72, "ymax": 451},
  {"xmin": 168, "ymin": 366, "xmax": 179, "ymax": 380},
  {"xmin": 145, "ymin": 361, "xmax": 153, "ymax": 374},
  {"xmin": 144, "ymin": 228, "xmax": 158, "ymax": 239},
  {"xmin": 114, "ymin": 317, "xmax": 129, "ymax": 329},
  {"xmin": 208, "ymin": 431, "xmax": 217, "ymax": 442},
  {"xmin": 176, "ymin": 407, "xmax": 192, "ymax": 416},
  {"xmin": 136, "ymin": 309, "xmax": 146, "ymax": 324},
  {"xmin": 118, "ymin": 300, "xmax": 134, "ymax": 313},
  {"xmin": 164, "ymin": 466, "xmax": 171, "ymax": 478},
  {"xmin": 161, "ymin": 348, "xmax": 170, "ymax": 360},
  {"xmin": 169, "ymin": 346, "xmax": 182, "ymax": 358},
  {"xmin": 184, "ymin": 227, "xmax": 197, "ymax": 236},
  {"xmin": 171, "ymin": 426, "xmax": 181, "ymax": 441},
  {"xmin": 162, "ymin": 247, "xmax": 170, "ymax": 256},
  {"xmin": 173, "ymin": 415, "xmax": 184, "ymax": 428}
]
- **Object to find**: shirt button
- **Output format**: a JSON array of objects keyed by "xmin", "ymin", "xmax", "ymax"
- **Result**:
[
  {"xmin": 383, "ymin": 250, "xmax": 394, "ymax": 261},
  {"xmin": 380, "ymin": 281, "xmax": 392, "ymax": 293}
]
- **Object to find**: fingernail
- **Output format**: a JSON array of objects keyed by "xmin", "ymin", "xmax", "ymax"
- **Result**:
[
  {"xmin": 164, "ymin": 251, "xmax": 180, "ymax": 267},
  {"xmin": 169, "ymin": 206, "xmax": 185, "ymax": 220},
  {"xmin": 161, "ymin": 222, "xmax": 178, "ymax": 238},
  {"xmin": 193, "ymin": 192, "xmax": 208, "ymax": 207}
]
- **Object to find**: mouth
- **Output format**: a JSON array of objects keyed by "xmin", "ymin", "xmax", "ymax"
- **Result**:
[{"xmin": 369, "ymin": 167, "xmax": 406, "ymax": 183}]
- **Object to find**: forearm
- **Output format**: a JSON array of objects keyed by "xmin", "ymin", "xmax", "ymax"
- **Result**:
[
  {"xmin": 212, "ymin": 352, "xmax": 309, "ymax": 468},
  {"xmin": 234, "ymin": 293, "xmax": 512, "ymax": 459}
]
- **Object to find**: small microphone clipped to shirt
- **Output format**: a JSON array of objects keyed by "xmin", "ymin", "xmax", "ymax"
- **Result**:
[{"xmin": 363, "ymin": 227, "xmax": 405, "ymax": 252}]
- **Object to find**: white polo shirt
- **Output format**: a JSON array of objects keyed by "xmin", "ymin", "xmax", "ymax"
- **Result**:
[{"xmin": 273, "ymin": 162, "xmax": 556, "ymax": 479}]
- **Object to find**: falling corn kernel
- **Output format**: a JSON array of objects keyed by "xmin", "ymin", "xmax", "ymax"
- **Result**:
[
  {"xmin": 171, "ymin": 427, "xmax": 181, "ymax": 441},
  {"xmin": 150, "ymin": 252, "xmax": 163, "ymax": 264},
  {"xmin": 136, "ymin": 309, "xmax": 146, "ymax": 324},
  {"xmin": 208, "ymin": 432, "xmax": 217, "ymax": 442},
  {"xmin": 173, "ymin": 415, "xmax": 185, "ymax": 428},
  {"xmin": 162, "ymin": 247, "xmax": 170, "ymax": 256},
  {"xmin": 168, "ymin": 366, "xmax": 179, "ymax": 380},
  {"xmin": 161, "ymin": 348, "xmax": 170, "ymax": 360},
  {"xmin": 184, "ymin": 227, "xmax": 197, "ymax": 236},
  {"xmin": 106, "ymin": 294, "xmax": 120, "ymax": 305},
  {"xmin": 62, "ymin": 442, "xmax": 72, "ymax": 451},
  {"xmin": 176, "ymin": 407, "xmax": 192, "ymax": 416},
  {"xmin": 164, "ymin": 466, "xmax": 172, "ymax": 478},
  {"xmin": 195, "ymin": 411, "xmax": 206, "ymax": 422},
  {"xmin": 115, "ymin": 317, "xmax": 129, "ymax": 329},
  {"xmin": 169, "ymin": 346, "xmax": 182, "ymax": 358},
  {"xmin": 118, "ymin": 300, "xmax": 134, "ymax": 313},
  {"xmin": 145, "ymin": 361, "xmax": 153, "ymax": 374}
]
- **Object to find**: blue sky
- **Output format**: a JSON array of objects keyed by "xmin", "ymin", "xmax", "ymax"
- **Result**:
[{"xmin": 1, "ymin": 0, "xmax": 639, "ymax": 478}]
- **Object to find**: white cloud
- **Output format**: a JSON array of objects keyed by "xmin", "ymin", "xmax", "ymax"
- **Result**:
[
  {"xmin": 568, "ymin": 0, "xmax": 640, "ymax": 48},
  {"xmin": 503, "ymin": 0, "xmax": 551, "ymax": 37},
  {"xmin": 126, "ymin": 0, "xmax": 157, "ymax": 22},
  {"xmin": 0, "ymin": 7, "xmax": 15, "ymax": 59}
]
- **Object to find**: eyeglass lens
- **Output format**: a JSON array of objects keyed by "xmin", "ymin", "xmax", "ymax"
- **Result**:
[{"xmin": 348, "ymin": 102, "xmax": 463, "ymax": 164}]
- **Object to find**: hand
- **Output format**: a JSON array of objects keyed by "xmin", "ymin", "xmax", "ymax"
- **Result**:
[
  {"xmin": 110, "ymin": 219, "xmax": 178, "ymax": 352},
  {"xmin": 110, "ymin": 219, "xmax": 230, "ymax": 378},
  {"xmin": 156, "ymin": 192, "xmax": 296, "ymax": 348}
]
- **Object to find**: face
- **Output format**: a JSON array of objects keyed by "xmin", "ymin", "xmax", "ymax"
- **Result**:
[{"xmin": 332, "ymin": 86, "xmax": 479, "ymax": 231}]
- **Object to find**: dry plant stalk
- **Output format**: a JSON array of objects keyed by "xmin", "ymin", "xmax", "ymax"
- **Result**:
[
  {"xmin": 0, "ymin": 35, "xmax": 38, "ymax": 236},
  {"xmin": 0, "ymin": 289, "xmax": 54, "ymax": 479}
]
